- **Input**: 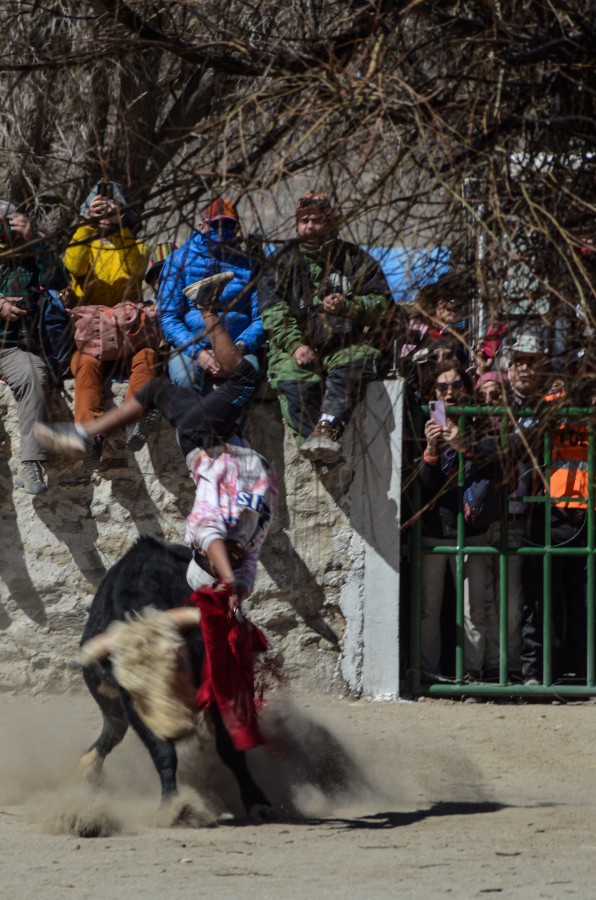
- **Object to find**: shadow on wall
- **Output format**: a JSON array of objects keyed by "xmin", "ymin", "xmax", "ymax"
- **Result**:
[
  {"xmin": 0, "ymin": 425, "xmax": 48, "ymax": 627},
  {"xmin": 247, "ymin": 395, "xmax": 340, "ymax": 647},
  {"xmin": 309, "ymin": 381, "xmax": 401, "ymax": 576}
]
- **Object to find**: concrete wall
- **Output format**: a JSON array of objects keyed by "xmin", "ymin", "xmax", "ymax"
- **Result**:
[{"xmin": 0, "ymin": 377, "xmax": 403, "ymax": 697}]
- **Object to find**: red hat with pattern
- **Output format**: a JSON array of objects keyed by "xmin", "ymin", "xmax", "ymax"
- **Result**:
[{"xmin": 202, "ymin": 198, "xmax": 239, "ymax": 223}]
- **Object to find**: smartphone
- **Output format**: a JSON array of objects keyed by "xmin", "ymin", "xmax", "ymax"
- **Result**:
[
  {"xmin": 429, "ymin": 400, "xmax": 447, "ymax": 428},
  {"xmin": 97, "ymin": 180, "xmax": 113, "ymax": 199}
]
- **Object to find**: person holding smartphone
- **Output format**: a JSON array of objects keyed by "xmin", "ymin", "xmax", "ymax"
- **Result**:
[
  {"xmin": 0, "ymin": 198, "xmax": 69, "ymax": 493},
  {"xmin": 63, "ymin": 180, "xmax": 155, "ymax": 464},
  {"xmin": 417, "ymin": 361, "xmax": 493, "ymax": 683}
]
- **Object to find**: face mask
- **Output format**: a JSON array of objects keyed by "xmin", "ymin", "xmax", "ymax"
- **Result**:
[{"xmin": 208, "ymin": 221, "xmax": 237, "ymax": 244}]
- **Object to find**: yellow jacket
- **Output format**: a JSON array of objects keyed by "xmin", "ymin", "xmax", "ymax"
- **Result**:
[{"xmin": 64, "ymin": 225, "xmax": 148, "ymax": 308}]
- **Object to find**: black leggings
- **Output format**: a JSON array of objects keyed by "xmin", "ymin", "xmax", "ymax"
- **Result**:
[{"xmin": 134, "ymin": 360, "xmax": 259, "ymax": 456}]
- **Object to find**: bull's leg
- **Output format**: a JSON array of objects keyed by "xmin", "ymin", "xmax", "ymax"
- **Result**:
[
  {"xmin": 78, "ymin": 667, "xmax": 129, "ymax": 783},
  {"xmin": 209, "ymin": 707, "xmax": 271, "ymax": 816},
  {"xmin": 119, "ymin": 689, "xmax": 179, "ymax": 802}
]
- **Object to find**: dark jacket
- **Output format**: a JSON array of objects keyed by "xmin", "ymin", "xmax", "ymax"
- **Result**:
[
  {"xmin": 0, "ymin": 238, "xmax": 68, "ymax": 350},
  {"xmin": 258, "ymin": 238, "xmax": 391, "ymax": 356}
]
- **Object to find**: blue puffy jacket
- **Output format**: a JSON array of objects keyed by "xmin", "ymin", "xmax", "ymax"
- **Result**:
[{"xmin": 157, "ymin": 231, "xmax": 264, "ymax": 359}]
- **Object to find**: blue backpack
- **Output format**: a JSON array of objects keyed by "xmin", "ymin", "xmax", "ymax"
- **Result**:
[{"xmin": 36, "ymin": 291, "xmax": 74, "ymax": 382}]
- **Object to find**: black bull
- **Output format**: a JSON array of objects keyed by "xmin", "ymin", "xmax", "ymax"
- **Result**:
[{"xmin": 78, "ymin": 534, "xmax": 270, "ymax": 817}]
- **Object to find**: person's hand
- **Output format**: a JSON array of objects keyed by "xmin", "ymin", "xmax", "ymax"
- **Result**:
[
  {"xmin": 292, "ymin": 344, "xmax": 317, "ymax": 366},
  {"xmin": 0, "ymin": 297, "xmax": 28, "ymax": 322},
  {"xmin": 215, "ymin": 578, "xmax": 240, "ymax": 615},
  {"xmin": 424, "ymin": 419, "xmax": 443, "ymax": 455},
  {"xmin": 86, "ymin": 195, "xmax": 120, "ymax": 223},
  {"xmin": 8, "ymin": 212, "xmax": 34, "ymax": 242},
  {"xmin": 197, "ymin": 348, "xmax": 223, "ymax": 377},
  {"xmin": 321, "ymin": 292, "xmax": 346, "ymax": 315},
  {"xmin": 442, "ymin": 418, "xmax": 465, "ymax": 451}
]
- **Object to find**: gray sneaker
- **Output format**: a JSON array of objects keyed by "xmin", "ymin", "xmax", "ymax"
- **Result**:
[
  {"xmin": 33, "ymin": 422, "xmax": 87, "ymax": 457},
  {"xmin": 16, "ymin": 460, "xmax": 47, "ymax": 494},
  {"xmin": 182, "ymin": 271, "xmax": 234, "ymax": 310},
  {"xmin": 300, "ymin": 420, "xmax": 343, "ymax": 464}
]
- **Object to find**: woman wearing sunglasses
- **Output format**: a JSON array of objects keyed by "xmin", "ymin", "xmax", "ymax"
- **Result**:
[{"xmin": 417, "ymin": 362, "xmax": 495, "ymax": 683}]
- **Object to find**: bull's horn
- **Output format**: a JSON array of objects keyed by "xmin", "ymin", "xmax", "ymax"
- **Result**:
[
  {"xmin": 78, "ymin": 632, "xmax": 113, "ymax": 666},
  {"xmin": 166, "ymin": 607, "xmax": 202, "ymax": 630}
]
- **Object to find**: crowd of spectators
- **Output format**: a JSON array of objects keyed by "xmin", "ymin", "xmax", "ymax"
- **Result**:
[{"xmin": 1, "ymin": 181, "xmax": 594, "ymax": 690}]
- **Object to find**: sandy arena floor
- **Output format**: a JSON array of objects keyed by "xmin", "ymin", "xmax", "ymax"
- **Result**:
[{"xmin": 0, "ymin": 689, "xmax": 595, "ymax": 899}]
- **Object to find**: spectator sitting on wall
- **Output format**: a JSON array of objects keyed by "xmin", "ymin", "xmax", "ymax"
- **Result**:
[
  {"xmin": 145, "ymin": 242, "xmax": 177, "ymax": 297},
  {"xmin": 158, "ymin": 198, "xmax": 264, "ymax": 396},
  {"xmin": 0, "ymin": 199, "xmax": 69, "ymax": 493},
  {"xmin": 257, "ymin": 191, "xmax": 391, "ymax": 465},
  {"xmin": 63, "ymin": 180, "xmax": 156, "ymax": 464}
]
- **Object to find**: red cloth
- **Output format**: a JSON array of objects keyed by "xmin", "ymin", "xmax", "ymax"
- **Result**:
[{"xmin": 186, "ymin": 585, "xmax": 268, "ymax": 751}]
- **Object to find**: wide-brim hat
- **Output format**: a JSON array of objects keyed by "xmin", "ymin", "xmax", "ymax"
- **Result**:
[{"xmin": 509, "ymin": 334, "xmax": 546, "ymax": 357}]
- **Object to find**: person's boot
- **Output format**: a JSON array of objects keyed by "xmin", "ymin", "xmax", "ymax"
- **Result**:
[
  {"xmin": 300, "ymin": 420, "xmax": 343, "ymax": 464},
  {"xmin": 125, "ymin": 411, "xmax": 161, "ymax": 452},
  {"xmin": 183, "ymin": 271, "xmax": 234, "ymax": 310},
  {"xmin": 16, "ymin": 460, "xmax": 48, "ymax": 494}
]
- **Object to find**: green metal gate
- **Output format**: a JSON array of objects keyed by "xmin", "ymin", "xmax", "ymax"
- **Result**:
[{"xmin": 408, "ymin": 403, "xmax": 596, "ymax": 698}]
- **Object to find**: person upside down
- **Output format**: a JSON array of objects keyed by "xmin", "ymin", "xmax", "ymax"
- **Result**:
[{"xmin": 35, "ymin": 273, "xmax": 279, "ymax": 748}]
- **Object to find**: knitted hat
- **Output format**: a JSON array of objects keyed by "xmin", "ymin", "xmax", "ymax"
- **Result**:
[
  {"xmin": 0, "ymin": 200, "xmax": 16, "ymax": 219},
  {"xmin": 145, "ymin": 242, "xmax": 177, "ymax": 286},
  {"xmin": 295, "ymin": 192, "xmax": 334, "ymax": 222},
  {"xmin": 475, "ymin": 371, "xmax": 509, "ymax": 389},
  {"xmin": 202, "ymin": 198, "xmax": 239, "ymax": 223}
]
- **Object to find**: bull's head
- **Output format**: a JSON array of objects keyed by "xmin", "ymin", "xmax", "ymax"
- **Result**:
[{"xmin": 79, "ymin": 607, "xmax": 202, "ymax": 741}]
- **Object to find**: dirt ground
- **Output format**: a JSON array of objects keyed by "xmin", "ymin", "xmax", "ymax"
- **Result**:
[{"xmin": 0, "ymin": 689, "xmax": 595, "ymax": 900}]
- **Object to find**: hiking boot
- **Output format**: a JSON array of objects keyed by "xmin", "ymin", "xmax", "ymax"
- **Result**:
[
  {"xmin": 33, "ymin": 422, "xmax": 88, "ymax": 457},
  {"xmin": 16, "ymin": 460, "xmax": 47, "ymax": 495},
  {"xmin": 125, "ymin": 422, "xmax": 146, "ymax": 452},
  {"xmin": 182, "ymin": 271, "xmax": 234, "ymax": 311},
  {"xmin": 300, "ymin": 420, "xmax": 343, "ymax": 464},
  {"xmin": 125, "ymin": 411, "xmax": 161, "ymax": 452}
]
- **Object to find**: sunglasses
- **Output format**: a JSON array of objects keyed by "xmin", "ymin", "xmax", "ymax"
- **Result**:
[
  {"xmin": 436, "ymin": 380, "xmax": 464, "ymax": 394},
  {"xmin": 479, "ymin": 388, "xmax": 502, "ymax": 402},
  {"xmin": 297, "ymin": 196, "xmax": 332, "ymax": 209}
]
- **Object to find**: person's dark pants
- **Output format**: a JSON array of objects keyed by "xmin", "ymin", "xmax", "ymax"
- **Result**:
[
  {"xmin": 521, "ymin": 507, "xmax": 588, "ymax": 680},
  {"xmin": 134, "ymin": 359, "xmax": 259, "ymax": 457},
  {"xmin": 277, "ymin": 358, "xmax": 377, "ymax": 440}
]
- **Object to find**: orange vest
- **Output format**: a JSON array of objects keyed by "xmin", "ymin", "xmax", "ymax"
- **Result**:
[{"xmin": 550, "ymin": 421, "xmax": 590, "ymax": 509}]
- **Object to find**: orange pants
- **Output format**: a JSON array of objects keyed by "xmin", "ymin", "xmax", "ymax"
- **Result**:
[{"xmin": 70, "ymin": 348, "xmax": 158, "ymax": 424}]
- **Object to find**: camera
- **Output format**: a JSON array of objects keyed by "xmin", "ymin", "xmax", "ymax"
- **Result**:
[{"xmin": 14, "ymin": 298, "xmax": 33, "ymax": 314}]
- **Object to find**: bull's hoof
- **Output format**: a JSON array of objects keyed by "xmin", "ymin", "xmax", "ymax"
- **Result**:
[
  {"xmin": 76, "ymin": 749, "xmax": 104, "ymax": 786},
  {"xmin": 63, "ymin": 807, "xmax": 121, "ymax": 838},
  {"xmin": 247, "ymin": 802, "xmax": 277, "ymax": 823},
  {"xmin": 156, "ymin": 792, "xmax": 216, "ymax": 829}
]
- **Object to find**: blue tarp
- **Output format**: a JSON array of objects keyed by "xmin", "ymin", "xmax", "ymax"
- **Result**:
[{"xmin": 366, "ymin": 246, "xmax": 451, "ymax": 303}]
